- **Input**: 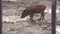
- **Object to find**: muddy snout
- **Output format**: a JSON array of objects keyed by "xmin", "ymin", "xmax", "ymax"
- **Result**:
[
  {"xmin": 20, "ymin": 15, "xmax": 27, "ymax": 18},
  {"xmin": 20, "ymin": 16, "xmax": 24, "ymax": 18}
]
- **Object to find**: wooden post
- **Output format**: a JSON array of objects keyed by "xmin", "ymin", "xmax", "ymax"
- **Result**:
[
  {"xmin": 58, "ymin": 9, "xmax": 60, "ymax": 14},
  {"xmin": 52, "ymin": 0, "xmax": 56, "ymax": 34},
  {"xmin": 0, "ymin": 0, "xmax": 2, "ymax": 34}
]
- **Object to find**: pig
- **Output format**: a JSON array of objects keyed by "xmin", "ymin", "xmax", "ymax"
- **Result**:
[{"xmin": 20, "ymin": 4, "xmax": 46, "ymax": 21}]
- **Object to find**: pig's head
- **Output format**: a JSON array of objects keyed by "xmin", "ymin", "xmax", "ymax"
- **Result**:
[{"xmin": 20, "ymin": 10, "xmax": 28, "ymax": 18}]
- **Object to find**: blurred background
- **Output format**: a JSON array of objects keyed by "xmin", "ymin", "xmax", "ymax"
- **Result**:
[{"xmin": 2, "ymin": 0, "xmax": 60, "ymax": 34}]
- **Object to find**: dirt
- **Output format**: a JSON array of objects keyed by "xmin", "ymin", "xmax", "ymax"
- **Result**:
[{"xmin": 2, "ymin": 1, "xmax": 60, "ymax": 34}]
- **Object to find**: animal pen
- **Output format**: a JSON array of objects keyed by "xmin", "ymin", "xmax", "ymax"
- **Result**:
[{"xmin": 0, "ymin": 0, "xmax": 60, "ymax": 34}]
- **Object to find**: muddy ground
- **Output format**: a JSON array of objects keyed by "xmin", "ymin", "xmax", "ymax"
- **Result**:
[{"xmin": 2, "ymin": 1, "xmax": 60, "ymax": 34}]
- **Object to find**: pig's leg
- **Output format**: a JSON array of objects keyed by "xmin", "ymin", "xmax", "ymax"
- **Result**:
[
  {"xmin": 42, "ymin": 13, "xmax": 44, "ymax": 20},
  {"xmin": 38, "ymin": 12, "xmax": 44, "ymax": 20},
  {"xmin": 38, "ymin": 13, "xmax": 42, "ymax": 21},
  {"xmin": 30, "ymin": 14, "xmax": 33, "ymax": 20}
]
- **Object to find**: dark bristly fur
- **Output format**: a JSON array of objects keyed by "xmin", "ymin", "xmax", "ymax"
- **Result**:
[{"xmin": 21, "ymin": 4, "xmax": 46, "ymax": 21}]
